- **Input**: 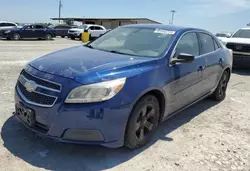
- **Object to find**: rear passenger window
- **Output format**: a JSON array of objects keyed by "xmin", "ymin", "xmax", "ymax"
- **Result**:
[
  {"xmin": 199, "ymin": 33, "xmax": 215, "ymax": 54},
  {"xmin": 6, "ymin": 23, "xmax": 16, "ymax": 27},
  {"xmin": 94, "ymin": 26, "xmax": 103, "ymax": 30},
  {"xmin": 35, "ymin": 25, "xmax": 44, "ymax": 29},
  {"xmin": 175, "ymin": 32, "xmax": 199, "ymax": 57},
  {"xmin": 213, "ymin": 39, "xmax": 220, "ymax": 50},
  {"xmin": 0, "ymin": 23, "xmax": 5, "ymax": 27}
]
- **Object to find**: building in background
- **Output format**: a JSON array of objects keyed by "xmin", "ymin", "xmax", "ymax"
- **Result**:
[{"xmin": 50, "ymin": 17, "xmax": 161, "ymax": 29}]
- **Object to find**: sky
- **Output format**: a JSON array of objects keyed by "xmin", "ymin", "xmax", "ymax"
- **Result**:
[{"xmin": 1, "ymin": 0, "xmax": 250, "ymax": 33}]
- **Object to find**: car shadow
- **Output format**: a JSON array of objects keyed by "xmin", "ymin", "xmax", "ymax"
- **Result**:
[
  {"xmin": 1, "ymin": 99, "xmax": 219, "ymax": 171},
  {"xmin": 232, "ymin": 68, "xmax": 250, "ymax": 76},
  {"xmin": 0, "ymin": 38, "xmax": 55, "ymax": 41}
]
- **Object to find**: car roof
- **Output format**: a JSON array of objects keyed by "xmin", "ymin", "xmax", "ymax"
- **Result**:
[
  {"xmin": 83, "ymin": 24, "xmax": 104, "ymax": 27},
  {"xmin": 240, "ymin": 27, "xmax": 250, "ymax": 30},
  {"xmin": 0, "ymin": 21, "xmax": 17, "ymax": 24},
  {"xmin": 121, "ymin": 24, "xmax": 206, "ymax": 33}
]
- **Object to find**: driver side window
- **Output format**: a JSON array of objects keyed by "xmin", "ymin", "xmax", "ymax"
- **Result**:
[{"xmin": 175, "ymin": 32, "xmax": 199, "ymax": 57}]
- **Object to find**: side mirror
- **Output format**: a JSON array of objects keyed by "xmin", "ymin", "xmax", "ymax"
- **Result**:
[{"xmin": 170, "ymin": 53, "xmax": 195, "ymax": 65}]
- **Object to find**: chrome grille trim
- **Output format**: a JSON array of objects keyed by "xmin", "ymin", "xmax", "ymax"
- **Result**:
[
  {"xmin": 16, "ymin": 86, "xmax": 58, "ymax": 108},
  {"xmin": 22, "ymin": 70, "xmax": 62, "ymax": 92},
  {"xmin": 19, "ymin": 75, "xmax": 61, "ymax": 93},
  {"xmin": 16, "ymin": 70, "xmax": 61, "ymax": 108}
]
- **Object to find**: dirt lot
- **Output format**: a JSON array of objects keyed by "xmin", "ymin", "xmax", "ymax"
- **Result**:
[{"xmin": 0, "ymin": 38, "xmax": 249, "ymax": 171}]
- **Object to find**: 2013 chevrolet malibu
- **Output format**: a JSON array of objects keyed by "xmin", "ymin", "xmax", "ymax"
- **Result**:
[{"xmin": 14, "ymin": 24, "xmax": 233, "ymax": 149}]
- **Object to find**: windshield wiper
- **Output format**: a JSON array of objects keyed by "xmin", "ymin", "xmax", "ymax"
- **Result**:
[
  {"xmin": 84, "ymin": 44, "xmax": 94, "ymax": 49},
  {"xmin": 109, "ymin": 50, "xmax": 128, "ymax": 55}
]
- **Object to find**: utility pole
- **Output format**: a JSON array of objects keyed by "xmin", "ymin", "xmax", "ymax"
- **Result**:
[
  {"xmin": 170, "ymin": 10, "xmax": 176, "ymax": 25},
  {"xmin": 59, "ymin": 0, "xmax": 62, "ymax": 23}
]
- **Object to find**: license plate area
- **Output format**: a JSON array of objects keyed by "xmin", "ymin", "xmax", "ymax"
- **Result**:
[{"xmin": 15, "ymin": 103, "xmax": 36, "ymax": 127}]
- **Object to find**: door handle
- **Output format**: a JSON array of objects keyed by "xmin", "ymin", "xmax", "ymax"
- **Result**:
[
  {"xmin": 219, "ymin": 58, "xmax": 223, "ymax": 65},
  {"xmin": 197, "ymin": 66, "xmax": 205, "ymax": 72}
]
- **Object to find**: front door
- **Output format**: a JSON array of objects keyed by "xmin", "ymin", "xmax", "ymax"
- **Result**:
[
  {"xmin": 23, "ymin": 25, "xmax": 36, "ymax": 38},
  {"xmin": 165, "ymin": 32, "xmax": 206, "ymax": 115}
]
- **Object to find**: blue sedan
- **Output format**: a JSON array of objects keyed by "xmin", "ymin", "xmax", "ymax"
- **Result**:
[
  {"xmin": 3, "ymin": 24, "xmax": 56, "ymax": 40},
  {"xmin": 14, "ymin": 24, "xmax": 232, "ymax": 149}
]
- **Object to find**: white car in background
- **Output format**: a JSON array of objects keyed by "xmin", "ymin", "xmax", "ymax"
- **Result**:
[
  {"xmin": 215, "ymin": 32, "xmax": 232, "ymax": 42},
  {"xmin": 68, "ymin": 24, "xmax": 107, "ymax": 40},
  {"xmin": 0, "ymin": 21, "xmax": 18, "ymax": 36},
  {"xmin": 221, "ymin": 28, "xmax": 250, "ymax": 68}
]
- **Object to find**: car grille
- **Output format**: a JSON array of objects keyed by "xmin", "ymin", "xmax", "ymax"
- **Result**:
[
  {"xmin": 226, "ymin": 43, "xmax": 250, "ymax": 53},
  {"xmin": 69, "ymin": 30, "xmax": 76, "ymax": 33},
  {"xmin": 17, "ymin": 70, "xmax": 61, "ymax": 107},
  {"xmin": 21, "ymin": 70, "xmax": 61, "ymax": 91}
]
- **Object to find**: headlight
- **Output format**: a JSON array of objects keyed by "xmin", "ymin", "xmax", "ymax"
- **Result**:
[
  {"xmin": 4, "ymin": 30, "xmax": 11, "ymax": 33},
  {"xmin": 65, "ymin": 78, "xmax": 126, "ymax": 103}
]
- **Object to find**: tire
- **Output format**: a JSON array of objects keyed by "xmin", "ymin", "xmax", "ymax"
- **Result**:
[
  {"xmin": 79, "ymin": 34, "xmax": 82, "ymax": 41},
  {"xmin": 45, "ymin": 34, "xmax": 52, "ymax": 40},
  {"xmin": 71, "ymin": 37, "xmax": 75, "ymax": 40},
  {"xmin": 13, "ymin": 33, "xmax": 20, "ymax": 40},
  {"xmin": 125, "ymin": 95, "xmax": 160, "ymax": 149},
  {"xmin": 211, "ymin": 70, "xmax": 230, "ymax": 101},
  {"xmin": 61, "ymin": 36, "xmax": 65, "ymax": 38}
]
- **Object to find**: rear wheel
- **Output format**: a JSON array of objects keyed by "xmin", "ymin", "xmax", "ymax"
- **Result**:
[
  {"xmin": 211, "ymin": 70, "xmax": 230, "ymax": 101},
  {"xmin": 45, "ymin": 34, "xmax": 52, "ymax": 40},
  {"xmin": 125, "ymin": 95, "xmax": 160, "ymax": 149},
  {"xmin": 71, "ymin": 37, "xmax": 75, "ymax": 40},
  {"xmin": 61, "ymin": 36, "xmax": 65, "ymax": 38},
  {"xmin": 13, "ymin": 33, "xmax": 20, "ymax": 40}
]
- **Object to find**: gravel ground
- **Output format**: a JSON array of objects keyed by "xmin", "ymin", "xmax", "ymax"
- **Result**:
[{"xmin": 0, "ymin": 38, "xmax": 249, "ymax": 171}]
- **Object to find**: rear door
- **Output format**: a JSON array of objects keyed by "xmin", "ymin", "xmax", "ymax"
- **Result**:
[
  {"xmin": 34, "ymin": 25, "xmax": 46, "ymax": 38},
  {"xmin": 166, "ymin": 32, "xmax": 206, "ymax": 114},
  {"xmin": 198, "ymin": 32, "xmax": 224, "ymax": 92}
]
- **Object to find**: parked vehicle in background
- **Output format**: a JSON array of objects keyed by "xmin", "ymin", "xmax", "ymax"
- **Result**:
[
  {"xmin": 0, "ymin": 21, "xmax": 18, "ymax": 37},
  {"xmin": 215, "ymin": 32, "xmax": 232, "ymax": 42},
  {"xmin": 68, "ymin": 24, "xmax": 107, "ymax": 40},
  {"xmin": 221, "ymin": 28, "xmax": 250, "ymax": 68},
  {"xmin": 53, "ymin": 24, "xmax": 77, "ymax": 38},
  {"xmin": 14, "ymin": 24, "xmax": 232, "ymax": 150},
  {"xmin": 2, "ymin": 24, "xmax": 56, "ymax": 40}
]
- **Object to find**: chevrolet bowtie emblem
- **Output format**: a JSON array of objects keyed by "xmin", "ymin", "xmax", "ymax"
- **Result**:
[{"xmin": 24, "ymin": 80, "xmax": 38, "ymax": 93}]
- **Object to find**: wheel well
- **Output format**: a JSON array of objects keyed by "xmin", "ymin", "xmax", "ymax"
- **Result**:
[
  {"xmin": 225, "ymin": 67, "xmax": 231, "ymax": 79},
  {"xmin": 144, "ymin": 90, "xmax": 166, "ymax": 122}
]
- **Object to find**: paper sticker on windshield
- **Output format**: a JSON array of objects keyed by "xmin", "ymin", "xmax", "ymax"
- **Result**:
[{"xmin": 154, "ymin": 29, "xmax": 175, "ymax": 35}]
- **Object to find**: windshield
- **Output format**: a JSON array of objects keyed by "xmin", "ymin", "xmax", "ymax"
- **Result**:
[
  {"xmin": 87, "ymin": 27, "xmax": 174, "ymax": 57},
  {"xmin": 78, "ymin": 25, "xmax": 88, "ymax": 29},
  {"xmin": 232, "ymin": 29, "xmax": 250, "ymax": 38}
]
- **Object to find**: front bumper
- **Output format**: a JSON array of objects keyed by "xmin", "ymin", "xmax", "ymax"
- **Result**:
[
  {"xmin": 68, "ymin": 32, "xmax": 81, "ymax": 38},
  {"xmin": 14, "ymin": 66, "xmax": 132, "ymax": 148},
  {"xmin": 233, "ymin": 53, "xmax": 250, "ymax": 68}
]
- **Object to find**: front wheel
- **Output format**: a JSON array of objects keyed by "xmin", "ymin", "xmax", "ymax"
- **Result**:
[
  {"xmin": 61, "ymin": 36, "xmax": 65, "ymax": 38},
  {"xmin": 211, "ymin": 70, "xmax": 230, "ymax": 101},
  {"xmin": 13, "ymin": 33, "xmax": 20, "ymax": 40},
  {"xmin": 125, "ymin": 95, "xmax": 160, "ymax": 149}
]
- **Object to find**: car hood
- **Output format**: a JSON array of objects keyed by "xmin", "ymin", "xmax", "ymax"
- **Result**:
[
  {"xmin": 29, "ymin": 45, "xmax": 156, "ymax": 84},
  {"xmin": 224, "ymin": 37, "xmax": 250, "ymax": 44},
  {"xmin": 69, "ymin": 28, "xmax": 84, "ymax": 32}
]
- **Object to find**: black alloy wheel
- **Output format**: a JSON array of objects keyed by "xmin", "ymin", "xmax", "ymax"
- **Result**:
[
  {"xmin": 211, "ymin": 70, "xmax": 230, "ymax": 101},
  {"xmin": 125, "ymin": 95, "xmax": 160, "ymax": 149}
]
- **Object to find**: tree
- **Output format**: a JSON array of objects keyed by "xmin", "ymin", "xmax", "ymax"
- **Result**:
[{"xmin": 63, "ymin": 20, "xmax": 74, "ymax": 25}]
